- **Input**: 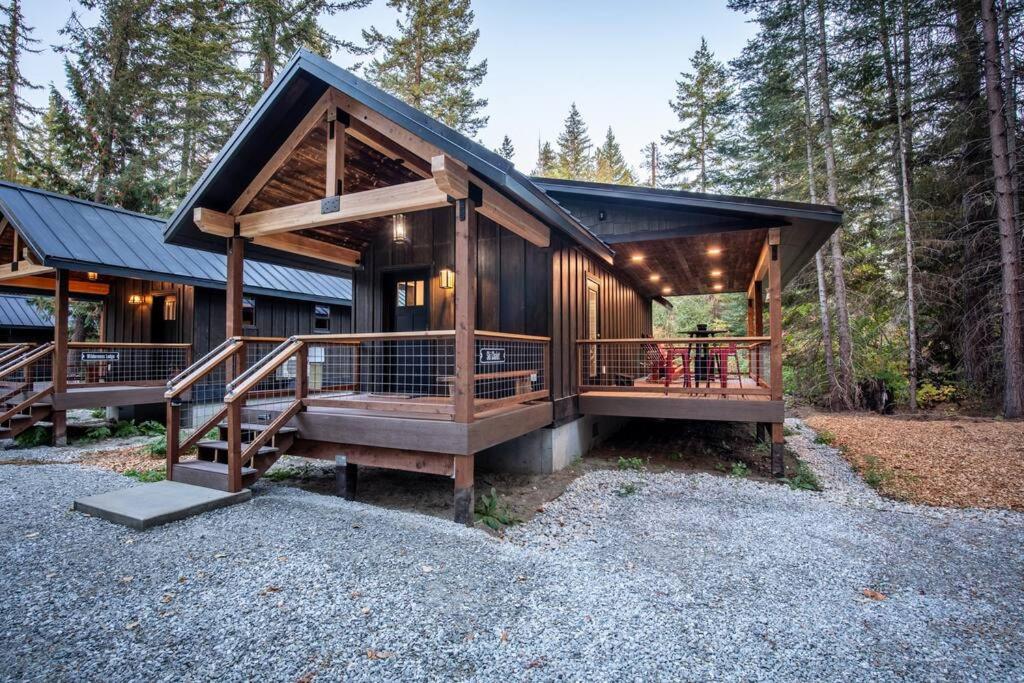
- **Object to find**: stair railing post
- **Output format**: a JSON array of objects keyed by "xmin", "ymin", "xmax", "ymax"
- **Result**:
[
  {"xmin": 166, "ymin": 401, "xmax": 180, "ymax": 480},
  {"xmin": 226, "ymin": 399, "xmax": 243, "ymax": 492},
  {"xmin": 294, "ymin": 342, "xmax": 308, "ymax": 404}
]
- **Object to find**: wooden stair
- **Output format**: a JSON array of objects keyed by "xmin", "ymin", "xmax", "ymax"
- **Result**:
[
  {"xmin": 0, "ymin": 392, "xmax": 53, "ymax": 440},
  {"xmin": 170, "ymin": 422, "xmax": 298, "ymax": 491}
]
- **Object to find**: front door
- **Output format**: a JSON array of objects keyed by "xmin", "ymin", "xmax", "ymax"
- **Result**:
[
  {"xmin": 383, "ymin": 269, "xmax": 430, "ymax": 395},
  {"xmin": 586, "ymin": 277, "xmax": 600, "ymax": 381},
  {"xmin": 150, "ymin": 294, "xmax": 176, "ymax": 343}
]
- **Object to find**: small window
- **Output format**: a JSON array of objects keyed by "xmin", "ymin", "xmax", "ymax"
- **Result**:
[
  {"xmin": 314, "ymin": 304, "xmax": 331, "ymax": 332},
  {"xmin": 396, "ymin": 280, "xmax": 425, "ymax": 308},
  {"xmin": 242, "ymin": 297, "xmax": 256, "ymax": 327}
]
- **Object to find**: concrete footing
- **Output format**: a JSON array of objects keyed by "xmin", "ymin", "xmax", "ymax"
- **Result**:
[
  {"xmin": 477, "ymin": 414, "xmax": 628, "ymax": 475},
  {"xmin": 73, "ymin": 480, "xmax": 251, "ymax": 530}
]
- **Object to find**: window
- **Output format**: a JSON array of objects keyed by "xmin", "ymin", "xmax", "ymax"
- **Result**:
[
  {"xmin": 242, "ymin": 297, "xmax": 256, "ymax": 327},
  {"xmin": 396, "ymin": 280, "xmax": 425, "ymax": 308},
  {"xmin": 163, "ymin": 296, "xmax": 177, "ymax": 321},
  {"xmin": 314, "ymin": 305, "xmax": 331, "ymax": 332}
]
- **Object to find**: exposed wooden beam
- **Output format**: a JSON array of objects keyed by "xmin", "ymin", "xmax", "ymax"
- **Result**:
[
  {"xmin": 0, "ymin": 261, "xmax": 54, "ymax": 281},
  {"xmin": 229, "ymin": 90, "xmax": 334, "ymax": 216},
  {"xmin": 325, "ymin": 108, "xmax": 346, "ymax": 197},
  {"xmin": 432, "ymin": 155, "xmax": 469, "ymax": 199},
  {"xmin": 453, "ymin": 197, "xmax": 478, "ymax": 424},
  {"xmin": 252, "ymin": 232, "xmax": 361, "ymax": 268},
  {"xmin": 330, "ymin": 89, "xmax": 449, "ymax": 169},
  {"xmin": 0, "ymin": 275, "xmax": 109, "ymax": 295},
  {"xmin": 193, "ymin": 207, "xmax": 235, "ymax": 237},
  {"xmin": 746, "ymin": 238, "xmax": 770, "ymax": 299},
  {"xmin": 475, "ymin": 186, "xmax": 550, "ymax": 248},
  {"xmin": 345, "ymin": 121, "xmax": 431, "ymax": 178},
  {"xmin": 237, "ymin": 179, "xmax": 450, "ymax": 237}
]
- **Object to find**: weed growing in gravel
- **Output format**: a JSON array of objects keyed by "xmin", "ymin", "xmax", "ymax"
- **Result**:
[
  {"xmin": 814, "ymin": 429, "xmax": 837, "ymax": 446},
  {"xmin": 861, "ymin": 455, "xmax": 893, "ymax": 489},
  {"xmin": 617, "ymin": 456, "xmax": 645, "ymax": 471},
  {"xmin": 783, "ymin": 425, "xmax": 796, "ymax": 437},
  {"xmin": 784, "ymin": 462, "xmax": 821, "ymax": 491},
  {"xmin": 264, "ymin": 466, "xmax": 301, "ymax": 482},
  {"xmin": 615, "ymin": 482, "xmax": 641, "ymax": 497},
  {"xmin": 729, "ymin": 462, "xmax": 750, "ymax": 478},
  {"xmin": 667, "ymin": 451, "xmax": 683, "ymax": 462},
  {"xmin": 474, "ymin": 488, "xmax": 521, "ymax": 530},
  {"xmin": 14, "ymin": 426, "xmax": 48, "ymax": 448},
  {"xmin": 123, "ymin": 468, "xmax": 166, "ymax": 483}
]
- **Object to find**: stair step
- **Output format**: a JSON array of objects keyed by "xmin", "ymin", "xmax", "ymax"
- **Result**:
[
  {"xmin": 172, "ymin": 460, "xmax": 258, "ymax": 492},
  {"xmin": 196, "ymin": 440, "xmax": 279, "ymax": 457},
  {"xmin": 218, "ymin": 422, "xmax": 298, "ymax": 435}
]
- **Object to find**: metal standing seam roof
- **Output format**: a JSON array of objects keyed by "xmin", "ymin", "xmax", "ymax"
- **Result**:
[
  {"xmin": 0, "ymin": 181, "xmax": 351, "ymax": 306},
  {"xmin": 0, "ymin": 294, "xmax": 53, "ymax": 328},
  {"xmin": 163, "ymin": 49, "xmax": 615, "ymax": 272}
]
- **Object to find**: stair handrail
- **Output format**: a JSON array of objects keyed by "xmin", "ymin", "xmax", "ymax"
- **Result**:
[
  {"xmin": 0, "ymin": 342, "xmax": 54, "ymax": 380},
  {"xmin": 0, "ymin": 343, "xmax": 33, "ymax": 366},
  {"xmin": 224, "ymin": 337, "xmax": 304, "ymax": 402},
  {"xmin": 165, "ymin": 337, "xmax": 244, "ymax": 399}
]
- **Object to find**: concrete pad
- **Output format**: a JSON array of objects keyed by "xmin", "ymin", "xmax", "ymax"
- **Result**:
[{"xmin": 74, "ymin": 480, "xmax": 251, "ymax": 530}]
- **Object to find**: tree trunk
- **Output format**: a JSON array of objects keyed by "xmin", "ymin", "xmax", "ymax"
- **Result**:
[
  {"xmin": 800, "ymin": 0, "xmax": 838, "ymax": 400},
  {"xmin": 999, "ymin": 0, "xmax": 1019, "ymax": 219},
  {"xmin": 981, "ymin": 0, "xmax": 1024, "ymax": 418},
  {"xmin": 815, "ymin": 0, "xmax": 855, "ymax": 409},
  {"xmin": 2, "ymin": 0, "xmax": 20, "ymax": 179}
]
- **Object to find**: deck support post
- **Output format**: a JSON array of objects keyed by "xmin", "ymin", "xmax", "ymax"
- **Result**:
[
  {"xmin": 51, "ymin": 268, "xmax": 68, "ymax": 446},
  {"xmin": 335, "ymin": 454, "xmax": 357, "ymax": 500},
  {"xmin": 225, "ymin": 235, "xmax": 245, "ymax": 380},
  {"xmin": 767, "ymin": 228, "xmax": 784, "ymax": 477},
  {"xmin": 453, "ymin": 454, "xmax": 474, "ymax": 526},
  {"xmin": 166, "ymin": 401, "xmax": 180, "ymax": 480},
  {"xmin": 454, "ymin": 195, "xmax": 478, "ymax": 423}
]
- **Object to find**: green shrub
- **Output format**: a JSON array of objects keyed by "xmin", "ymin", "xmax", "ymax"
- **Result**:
[
  {"xmin": 137, "ymin": 420, "xmax": 165, "ymax": 436},
  {"xmin": 917, "ymin": 382, "xmax": 956, "ymax": 408},
  {"xmin": 145, "ymin": 434, "xmax": 167, "ymax": 457},
  {"xmin": 861, "ymin": 456, "xmax": 891, "ymax": 489},
  {"xmin": 729, "ymin": 462, "xmax": 750, "ymax": 478},
  {"xmin": 615, "ymin": 482, "xmax": 640, "ymax": 497},
  {"xmin": 123, "ymin": 468, "xmax": 165, "ymax": 483},
  {"xmin": 813, "ymin": 429, "xmax": 837, "ymax": 446},
  {"xmin": 782, "ymin": 425, "xmax": 796, "ymax": 437},
  {"xmin": 474, "ymin": 488, "xmax": 520, "ymax": 530},
  {"xmin": 89, "ymin": 408, "xmax": 106, "ymax": 419},
  {"xmin": 78, "ymin": 426, "xmax": 112, "ymax": 443},
  {"xmin": 112, "ymin": 421, "xmax": 141, "ymax": 438},
  {"xmin": 784, "ymin": 462, "xmax": 821, "ymax": 491},
  {"xmin": 14, "ymin": 426, "xmax": 49, "ymax": 448},
  {"xmin": 617, "ymin": 456, "xmax": 645, "ymax": 471},
  {"xmin": 753, "ymin": 441, "xmax": 770, "ymax": 455}
]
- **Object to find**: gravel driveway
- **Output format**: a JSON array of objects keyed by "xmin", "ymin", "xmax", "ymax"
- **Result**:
[{"xmin": 2, "ymin": 420, "xmax": 1022, "ymax": 681}]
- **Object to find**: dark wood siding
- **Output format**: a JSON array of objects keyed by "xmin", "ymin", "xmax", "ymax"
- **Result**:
[{"xmin": 103, "ymin": 278, "xmax": 351, "ymax": 356}]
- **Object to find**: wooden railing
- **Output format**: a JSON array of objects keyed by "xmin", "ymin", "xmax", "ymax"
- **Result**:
[
  {"xmin": 576, "ymin": 336, "xmax": 774, "ymax": 397},
  {"xmin": 0, "ymin": 342, "xmax": 54, "ymax": 405}
]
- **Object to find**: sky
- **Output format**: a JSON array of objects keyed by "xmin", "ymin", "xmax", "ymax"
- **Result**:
[{"xmin": 22, "ymin": 0, "xmax": 758, "ymax": 174}]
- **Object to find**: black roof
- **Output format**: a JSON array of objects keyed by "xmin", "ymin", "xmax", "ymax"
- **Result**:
[
  {"xmin": 163, "ymin": 49, "xmax": 614, "ymax": 271},
  {"xmin": 0, "ymin": 181, "xmax": 351, "ymax": 306},
  {"xmin": 0, "ymin": 294, "xmax": 52, "ymax": 328}
]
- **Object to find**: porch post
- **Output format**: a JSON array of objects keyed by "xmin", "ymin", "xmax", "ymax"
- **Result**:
[
  {"xmin": 225, "ymin": 235, "xmax": 245, "ymax": 379},
  {"xmin": 453, "ymin": 194, "xmax": 477, "ymax": 525},
  {"xmin": 51, "ymin": 269, "xmax": 68, "ymax": 446},
  {"xmin": 767, "ymin": 228, "xmax": 784, "ymax": 477}
]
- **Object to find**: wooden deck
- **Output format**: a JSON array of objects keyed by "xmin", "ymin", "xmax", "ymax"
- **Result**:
[{"xmin": 579, "ymin": 376, "xmax": 782, "ymax": 422}]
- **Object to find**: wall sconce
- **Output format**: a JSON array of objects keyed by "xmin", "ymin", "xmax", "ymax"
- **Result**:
[
  {"xmin": 86, "ymin": 272, "xmax": 98, "ymax": 281},
  {"xmin": 128, "ymin": 294, "xmax": 144, "ymax": 305},
  {"xmin": 439, "ymin": 268, "xmax": 455, "ymax": 290},
  {"xmin": 392, "ymin": 213, "xmax": 409, "ymax": 244},
  {"xmin": 164, "ymin": 296, "xmax": 177, "ymax": 320}
]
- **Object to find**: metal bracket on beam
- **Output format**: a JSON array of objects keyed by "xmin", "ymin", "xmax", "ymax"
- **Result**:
[{"xmin": 321, "ymin": 196, "xmax": 341, "ymax": 214}]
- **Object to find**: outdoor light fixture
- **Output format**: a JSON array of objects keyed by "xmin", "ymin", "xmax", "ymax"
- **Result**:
[
  {"xmin": 392, "ymin": 213, "xmax": 409, "ymax": 244},
  {"xmin": 164, "ymin": 296, "xmax": 177, "ymax": 321},
  {"xmin": 630, "ymin": 254, "xmax": 644, "ymax": 263},
  {"xmin": 710, "ymin": 269, "xmax": 722, "ymax": 277},
  {"xmin": 439, "ymin": 268, "xmax": 455, "ymax": 290},
  {"xmin": 713, "ymin": 284, "xmax": 724, "ymax": 291},
  {"xmin": 649, "ymin": 274, "xmax": 661, "ymax": 282},
  {"xmin": 86, "ymin": 272, "xmax": 98, "ymax": 281},
  {"xmin": 128, "ymin": 294, "xmax": 144, "ymax": 305},
  {"xmin": 707, "ymin": 247, "xmax": 722, "ymax": 256}
]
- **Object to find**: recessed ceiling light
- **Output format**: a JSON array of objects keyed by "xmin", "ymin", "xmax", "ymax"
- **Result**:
[
  {"xmin": 630, "ymin": 254, "xmax": 644, "ymax": 263},
  {"xmin": 713, "ymin": 284, "xmax": 724, "ymax": 291},
  {"xmin": 710, "ymin": 269, "xmax": 722, "ymax": 277},
  {"xmin": 649, "ymin": 274, "xmax": 661, "ymax": 282},
  {"xmin": 707, "ymin": 247, "xmax": 722, "ymax": 256},
  {"xmin": 661, "ymin": 286, "xmax": 672, "ymax": 295}
]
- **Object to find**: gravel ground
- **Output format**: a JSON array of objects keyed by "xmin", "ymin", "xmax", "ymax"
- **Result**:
[
  {"xmin": 0, "ymin": 436, "xmax": 151, "ymax": 463},
  {"xmin": 2, "ymin": 422, "xmax": 1023, "ymax": 682}
]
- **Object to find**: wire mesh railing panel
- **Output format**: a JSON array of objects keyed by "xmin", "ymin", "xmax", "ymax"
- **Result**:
[
  {"xmin": 473, "ymin": 335, "xmax": 548, "ymax": 405},
  {"xmin": 239, "ymin": 342, "xmax": 302, "ymax": 417},
  {"xmin": 67, "ymin": 344, "xmax": 190, "ymax": 385},
  {"xmin": 577, "ymin": 338, "xmax": 771, "ymax": 394}
]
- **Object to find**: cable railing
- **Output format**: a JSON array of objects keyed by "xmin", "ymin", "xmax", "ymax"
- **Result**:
[{"xmin": 576, "ymin": 337, "xmax": 772, "ymax": 397}]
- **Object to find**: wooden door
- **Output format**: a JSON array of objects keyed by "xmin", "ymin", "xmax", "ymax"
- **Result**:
[
  {"xmin": 383, "ymin": 269, "xmax": 430, "ymax": 395},
  {"xmin": 586, "ymin": 277, "xmax": 600, "ymax": 380}
]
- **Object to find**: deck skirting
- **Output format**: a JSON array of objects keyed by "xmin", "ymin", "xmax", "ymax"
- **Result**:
[{"xmin": 579, "ymin": 393, "xmax": 784, "ymax": 423}]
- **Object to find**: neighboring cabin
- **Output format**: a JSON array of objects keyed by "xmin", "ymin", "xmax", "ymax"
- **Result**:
[{"xmin": 0, "ymin": 294, "xmax": 53, "ymax": 345}]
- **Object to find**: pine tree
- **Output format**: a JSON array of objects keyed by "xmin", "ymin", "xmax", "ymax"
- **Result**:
[
  {"xmin": 662, "ymin": 37, "xmax": 734, "ymax": 192},
  {"xmin": 532, "ymin": 140, "xmax": 556, "ymax": 176},
  {"xmin": 594, "ymin": 127, "xmax": 637, "ymax": 185},
  {"xmin": 20, "ymin": 88, "xmax": 91, "ymax": 197},
  {"xmin": 639, "ymin": 141, "xmax": 661, "ymax": 188},
  {"xmin": 361, "ymin": 0, "xmax": 488, "ymax": 136},
  {"xmin": 238, "ymin": 0, "xmax": 370, "ymax": 97},
  {"xmin": 0, "ymin": 0, "xmax": 40, "ymax": 180},
  {"xmin": 554, "ymin": 103, "xmax": 592, "ymax": 180},
  {"xmin": 495, "ymin": 135, "xmax": 514, "ymax": 161}
]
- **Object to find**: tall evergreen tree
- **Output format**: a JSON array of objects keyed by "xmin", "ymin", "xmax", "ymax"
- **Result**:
[
  {"xmin": 532, "ymin": 140, "xmax": 556, "ymax": 176},
  {"xmin": 639, "ymin": 141, "xmax": 661, "ymax": 188},
  {"xmin": 238, "ymin": 0, "xmax": 369, "ymax": 96},
  {"xmin": 0, "ymin": 0, "xmax": 40, "ymax": 180},
  {"xmin": 554, "ymin": 103, "xmax": 593, "ymax": 180},
  {"xmin": 495, "ymin": 135, "xmax": 514, "ymax": 161},
  {"xmin": 361, "ymin": 0, "xmax": 488, "ymax": 136},
  {"xmin": 662, "ymin": 37, "xmax": 734, "ymax": 192},
  {"xmin": 21, "ymin": 88, "xmax": 91, "ymax": 197},
  {"xmin": 594, "ymin": 127, "xmax": 637, "ymax": 185}
]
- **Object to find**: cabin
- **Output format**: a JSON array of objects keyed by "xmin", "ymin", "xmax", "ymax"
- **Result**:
[
  {"xmin": 0, "ymin": 181, "xmax": 351, "ymax": 443},
  {"xmin": 160, "ymin": 50, "xmax": 841, "ymax": 524},
  {"xmin": 0, "ymin": 294, "xmax": 53, "ymax": 345}
]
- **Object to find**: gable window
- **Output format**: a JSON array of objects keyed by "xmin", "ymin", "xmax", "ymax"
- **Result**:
[
  {"xmin": 314, "ymin": 304, "xmax": 331, "ymax": 332},
  {"xmin": 396, "ymin": 280, "xmax": 425, "ymax": 308},
  {"xmin": 242, "ymin": 297, "xmax": 256, "ymax": 327}
]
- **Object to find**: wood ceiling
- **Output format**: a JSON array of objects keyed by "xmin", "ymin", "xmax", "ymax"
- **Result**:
[{"xmin": 613, "ymin": 228, "xmax": 768, "ymax": 298}]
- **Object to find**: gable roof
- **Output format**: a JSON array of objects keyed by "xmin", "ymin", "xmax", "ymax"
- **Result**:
[
  {"xmin": 0, "ymin": 294, "xmax": 53, "ymax": 328},
  {"xmin": 163, "ymin": 49, "xmax": 614, "ymax": 272},
  {"xmin": 0, "ymin": 181, "xmax": 351, "ymax": 306}
]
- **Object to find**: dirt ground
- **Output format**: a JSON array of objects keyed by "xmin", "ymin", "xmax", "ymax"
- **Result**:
[{"xmin": 802, "ymin": 410, "xmax": 1024, "ymax": 511}]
